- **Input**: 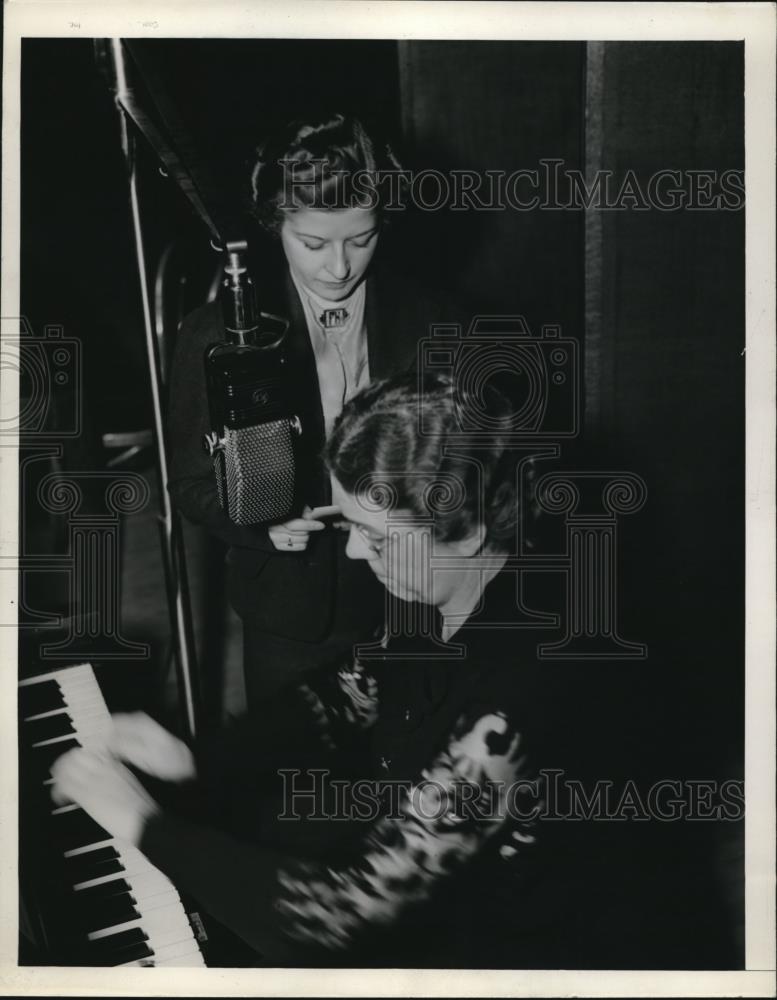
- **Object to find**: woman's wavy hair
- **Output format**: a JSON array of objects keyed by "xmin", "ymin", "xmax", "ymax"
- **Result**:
[
  {"xmin": 325, "ymin": 370, "xmax": 521, "ymax": 550},
  {"xmin": 250, "ymin": 113, "xmax": 405, "ymax": 233}
]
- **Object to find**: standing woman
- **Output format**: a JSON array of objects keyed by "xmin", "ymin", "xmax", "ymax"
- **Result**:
[{"xmin": 167, "ymin": 113, "xmax": 451, "ymax": 707}]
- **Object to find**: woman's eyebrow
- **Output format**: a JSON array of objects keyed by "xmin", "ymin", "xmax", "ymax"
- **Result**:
[
  {"xmin": 347, "ymin": 226, "xmax": 379, "ymax": 239},
  {"xmin": 294, "ymin": 226, "xmax": 377, "ymax": 241}
]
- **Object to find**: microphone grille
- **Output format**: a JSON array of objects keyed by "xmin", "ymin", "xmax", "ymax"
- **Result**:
[{"xmin": 222, "ymin": 420, "xmax": 296, "ymax": 524}]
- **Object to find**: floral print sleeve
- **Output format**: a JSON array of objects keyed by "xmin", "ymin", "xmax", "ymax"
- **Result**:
[
  {"xmin": 296, "ymin": 656, "xmax": 379, "ymax": 750},
  {"xmin": 274, "ymin": 708, "xmax": 541, "ymax": 951}
]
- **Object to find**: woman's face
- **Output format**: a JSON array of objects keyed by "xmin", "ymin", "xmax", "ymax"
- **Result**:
[
  {"xmin": 279, "ymin": 206, "xmax": 380, "ymax": 302},
  {"xmin": 333, "ymin": 482, "xmax": 482, "ymax": 607}
]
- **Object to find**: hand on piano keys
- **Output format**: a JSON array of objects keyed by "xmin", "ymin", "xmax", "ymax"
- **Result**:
[
  {"xmin": 51, "ymin": 748, "xmax": 159, "ymax": 846},
  {"xmin": 20, "ymin": 663, "xmax": 207, "ymax": 966},
  {"xmin": 109, "ymin": 711, "xmax": 197, "ymax": 783}
]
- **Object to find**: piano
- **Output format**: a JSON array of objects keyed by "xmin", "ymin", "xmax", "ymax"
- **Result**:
[{"xmin": 19, "ymin": 662, "xmax": 208, "ymax": 967}]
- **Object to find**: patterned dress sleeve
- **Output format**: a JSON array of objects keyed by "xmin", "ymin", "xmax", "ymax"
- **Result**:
[
  {"xmin": 295, "ymin": 654, "xmax": 380, "ymax": 750},
  {"xmin": 141, "ymin": 704, "xmax": 542, "ymax": 961},
  {"xmin": 274, "ymin": 706, "xmax": 541, "ymax": 951}
]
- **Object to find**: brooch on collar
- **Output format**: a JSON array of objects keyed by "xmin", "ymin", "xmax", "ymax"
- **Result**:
[{"xmin": 319, "ymin": 307, "xmax": 349, "ymax": 330}]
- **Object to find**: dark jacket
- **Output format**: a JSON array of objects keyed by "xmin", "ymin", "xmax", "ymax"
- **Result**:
[
  {"xmin": 140, "ymin": 569, "xmax": 585, "ymax": 968},
  {"xmin": 167, "ymin": 247, "xmax": 459, "ymax": 643}
]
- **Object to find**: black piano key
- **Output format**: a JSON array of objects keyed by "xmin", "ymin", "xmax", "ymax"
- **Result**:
[
  {"xmin": 24, "ymin": 712, "xmax": 75, "ymax": 744},
  {"xmin": 73, "ymin": 857, "xmax": 125, "ymax": 885},
  {"xmin": 30, "ymin": 737, "xmax": 81, "ymax": 775},
  {"xmin": 65, "ymin": 849, "xmax": 123, "ymax": 885},
  {"xmin": 88, "ymin": 926, "xmax": 147, "ymax": 953},
  {"xmin": 53, "ymin": 808, "xmax": 111, "ymax": 852},
  {"xmin": 85, "ymin": 894, "xmax": 141, "ymax": 934},
  {"xmin": 19, "ymin": 679, "xmax": 64, "ymax": 719},
  {"xmin": 82, "ymin": 933, "xmax": 155, "ymax": 967},
  {"xmin": 109, "ymin": 940, "xmax": 155, "ymax": 965},
  {"xmin": 74, "ymin": 878, "xmax": 131, "ymax": 905},
  {"xmin": 68, "ymin": 844, "xmax": 120, "ymax": 865}
]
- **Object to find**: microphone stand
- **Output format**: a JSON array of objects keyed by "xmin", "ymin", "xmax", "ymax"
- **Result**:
[{"xmin": 105, "ymin": 39, "xmax": 200, "ymax": 741}]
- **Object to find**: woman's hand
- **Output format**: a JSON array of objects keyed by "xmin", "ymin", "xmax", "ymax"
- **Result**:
[
  {"xmin": 50, "ymin": 748, "xmax": 159, "ymax": 846},
  {"xmin": 267, "ymin": 505, "xmax": 333, "ymax": 552},
  {"xmin": 108, "ymin": 712, "xmax": 197, "ymax": 783}
]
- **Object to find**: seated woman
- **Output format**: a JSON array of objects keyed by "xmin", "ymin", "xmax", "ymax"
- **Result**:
[{"xmin": 51, "ymin": 371, "xmax": 581, "ymax": 968}]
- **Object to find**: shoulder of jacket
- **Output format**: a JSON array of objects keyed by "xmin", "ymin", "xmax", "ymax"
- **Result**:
[{"xmin": 179, "ymin": 300, "xmax": 223, "ymax": 335}]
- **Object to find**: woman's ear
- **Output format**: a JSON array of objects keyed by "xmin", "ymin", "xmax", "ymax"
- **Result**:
[{"xmin": 453, "ymin": 523, "xmax": 486, "ymax": 557}]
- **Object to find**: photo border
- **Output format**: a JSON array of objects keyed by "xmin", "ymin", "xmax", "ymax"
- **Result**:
[{"xmin": 1, "ymin": 2, "xmax": 774, "ymax": 996}]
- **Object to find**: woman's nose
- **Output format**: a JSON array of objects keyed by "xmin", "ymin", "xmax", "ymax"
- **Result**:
[{"xmin": 326, "ymin": 243, "xmax": 350, "ymax": 280}]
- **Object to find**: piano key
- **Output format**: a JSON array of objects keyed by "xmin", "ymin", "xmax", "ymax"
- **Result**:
[
  {"xmin": 133, "ymin": 888, "xmax": 181, "ymax": 912},
  {"xmin": 18, "ymin": 679, "xmax": 63, "ymax": 718},
  {"xmin": 20, "ymin": 695, "xmax": 102, "ymax": 720},
  {"xmin": 88, "ymin": 900, "xmax": 196, "ymax": 949},
  {"xmin": 85, "ymin": 894, "xmax": 141, "ymax": 934},
  {"xmin": 27, "ymin": 700, "xmax": 105, "ymax": 726},
  {"xmin": 63, "ymin": 838, "xmax": 113, "ymax": 859},
  {"xmin": 19, "ymin": 664, "xmax": 206, "ymax": 968},
  {"xmin": 143, "ymin": 921, "xmax": 198, "ymax": 955},
  {"xmin": 65, "ymin": 844, "xmax": 121, "ymax": 882},
  {"xmin": 67, "ymin": 843, "xmax": 155, "ymax": 886},
  {"xmin": 23, "ymin": 712, "xmax": 75, "ymax": 743},
  {"xmin": 88, "ymin": 925, "xmax": 148, "ymax": 952},
  {"xmin": 73, "ymin": 877, "xmax": 132, "ymax": 905},
  {"xmin": 30, "ymin": 737, "xmax": 81, "ymax": 774},
  {"xmin": 157, "ymin": 953, "xmax": 207, "ymax": 967},
  {"xmin": 32, "ymin": 732, "xmax": 84, "ymax": 751},
  {"xmin": 160, "ymin": 952, "xmax": 207, "ymax": 967},
  {"xmin": 70, "ymin": 841, "xmax": 154, "ymax": 872},
  {"xmin": 108, "ymin": 940, "xmax": 156, "ymax": 964},
  {"xmin": 53, "ymin": 807, "xmax": 112, "ymax": 852},
  {"xmin": 103, "ymin": 869, "xmax": 178, "ymax": 902},
  {"xmin": 70, "ymin": 856, "xmax": 124, "ymax": 887},
  {"xmin": 72, "ymin": 855, "xmax": 150, "ymax": 890},
  {"xmin": 91, "ymin": 897, "xmax": 194, "ymax": 942},
  {"xmin": 51, "ymin": 802, "xmax": 79, "ymax": 816},
  {"xmin": 74, "ymin": 869, "xmax": 175, "ymax": 911},
  {"xmin": 145, "ymin": 936, "xmax": 208, "ymax": 966}
]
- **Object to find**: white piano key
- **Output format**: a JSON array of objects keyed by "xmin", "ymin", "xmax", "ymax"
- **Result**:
[
  {"xmin": 118, "ymin": 936, "xmax": 206, "ymax": 967},
  {"xmin": 144, "ymin": 923, "xmax": 198, "ymax": 954},
  {"xmin": 132, "ymin": 888, "xmax": 181, "ymax": 913},
  {"xmin": 146, "ymin": 936, "xmax": 204, "ymax": 963},
  {"xmin": 64, "ymin": 839, "xmax": 114, "ymax": 859},
  {"xmin": 74, "ymin": 863, "xmax": 172, "ymax": 894},
  {"xmin": 125, "ymin": 870, "xmax": 180, "ymax": 900},
  {"xmin": 156, "ymin": 953, "xmax": 207, "ymax": 967},
  {"xmin": 152, "ymin": 942, "xmax": 207, "ymax": 966},
  {"xmin": 31, "ymin": 732, "xmax": 82, "ymax": 749},
  {"xmin": 70, "ymin": 842, "xmax": 155, "ymax": 877},
  {"xmin": 22, "ymin": 663, "xmax": 205, "ymax": 966},
  {"xmin": 51, "ymin": 803, "xmax": 79, "ymax": 816},
  {"xmin": 22, "ymin": 707, "xmax": 71, "ymax": 722},
  {"xmin": 89, "ymin": 903, "xmax": 197, "ymax": 952}
]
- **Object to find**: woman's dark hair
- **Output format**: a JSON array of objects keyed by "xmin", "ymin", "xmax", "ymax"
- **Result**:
[
  {"xmin": 326, "ymin": 370, "xmax": 520, "ymax": 550},
  {"xmin": 250, "ymin": 113, "xmax": 404, "ymax": 233}
]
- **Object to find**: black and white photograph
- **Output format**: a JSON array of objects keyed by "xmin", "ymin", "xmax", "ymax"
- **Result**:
[{"xmin": 1, "ymin": 2, "xmax": 774, "ymax": 996}]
